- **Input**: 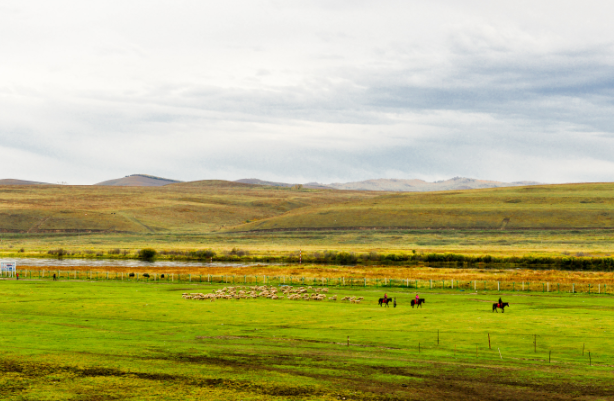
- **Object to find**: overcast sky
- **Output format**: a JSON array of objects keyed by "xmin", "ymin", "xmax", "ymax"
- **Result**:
[{"xmin": 1, "ymin": 1, "xmax": 613, "ymax": 185}]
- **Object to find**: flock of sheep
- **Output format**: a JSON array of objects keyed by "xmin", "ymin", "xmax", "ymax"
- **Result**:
[{"xmin": 182, "ymin": 285, "xmax": 365, "ymax": 303}]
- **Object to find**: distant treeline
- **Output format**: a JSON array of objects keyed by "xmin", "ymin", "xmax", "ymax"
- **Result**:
[{"xmin": 33, "ymin": 247, "xmax": 614, "ymax": 270}]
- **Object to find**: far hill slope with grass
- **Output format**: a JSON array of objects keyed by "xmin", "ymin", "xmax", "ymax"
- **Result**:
[
  {"xmin": 0, "ymin": 178, "xmax": 49, "ymax": 185},
  {"xmin": 229, "ymin": 183, "xmax": 614, "ymax": 232}
]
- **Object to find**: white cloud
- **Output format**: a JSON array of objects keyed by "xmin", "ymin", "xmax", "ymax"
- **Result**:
[{"xmin": 0, "ymin": 0, "xmax": 613, "ymax": 184}]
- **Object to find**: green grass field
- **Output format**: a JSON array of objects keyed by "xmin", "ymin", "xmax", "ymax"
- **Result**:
[{"xmin": 2, "ymin": 279, "xmax": 614, "ymax": 400}]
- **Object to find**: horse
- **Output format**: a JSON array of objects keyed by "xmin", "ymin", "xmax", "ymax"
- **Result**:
[
  {"xmin": 378, "ymin": 298, "xmax": 392, "ymax": 307},
  {"xmin": 411, "ymin": 299, "xmax": 425, "ymax": 308},
  {"xmin": 492, "ymin": 302, "xmax": 510, "ymax": 313}
]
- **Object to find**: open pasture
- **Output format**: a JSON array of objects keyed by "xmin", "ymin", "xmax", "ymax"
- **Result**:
[{"xmin": 1, "ymin": 279, "xmax": 614, "ymax": 400}]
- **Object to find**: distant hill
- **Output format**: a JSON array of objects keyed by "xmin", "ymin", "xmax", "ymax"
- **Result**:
[
  {"xmin": 0, "ymin": 179, "xmax": 49, "ymax": 185},
  {"xmin": 235, "ymin": 179, "xmax": 332, "ymax": 189},
  {"xmin": 95, "ymin": 174, "xmax": 182, "ymax": 187},
  {"xmin": 328, "ymin": 177, "xmax": 542, "ymax": 192}
]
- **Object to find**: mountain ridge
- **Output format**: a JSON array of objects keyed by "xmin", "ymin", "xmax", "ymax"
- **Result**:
[
  {"xmin": 95, "ymin": 174, "xmax": 182, "ymax": 187},
  {"xmin": 236, "ymin": 177, "xmax": 542, "ymax": 192}
]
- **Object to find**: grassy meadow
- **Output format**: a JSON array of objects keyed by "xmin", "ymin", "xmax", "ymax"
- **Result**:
[{"xmin": 2, "ymin": 279, "xmax": 614, "ymax": 400}]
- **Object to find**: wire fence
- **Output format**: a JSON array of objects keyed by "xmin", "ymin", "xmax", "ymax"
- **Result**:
[{"xmin": 4, "ymin": 269, "xmax": 611, "ymax": 294}]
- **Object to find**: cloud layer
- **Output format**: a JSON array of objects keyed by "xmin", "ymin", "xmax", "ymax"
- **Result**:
[{"xmin": 1, "ymin": 0, "xmax": 613, "ymax": 184}]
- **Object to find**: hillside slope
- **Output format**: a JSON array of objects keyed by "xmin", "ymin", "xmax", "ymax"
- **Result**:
[
  {"xmin": 95, "ymin": 174, "xmax": 182, "ymax": 187},
  {"xmin": 228, "ymin": 183, "xmax": 614, "ymax": 231},
  {"xmin": 0, "ymin": 180, "xmax": 381, "ymax": 233}
]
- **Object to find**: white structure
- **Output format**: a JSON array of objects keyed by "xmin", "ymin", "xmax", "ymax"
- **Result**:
[{"xmin": 1, "ymin": 261, "xmax": 17, "ymax": 277}]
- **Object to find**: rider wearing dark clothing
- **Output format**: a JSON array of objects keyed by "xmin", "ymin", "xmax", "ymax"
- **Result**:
[{"xmin": 498, "ymin": 297, "xmax": 503, "ymax": 307}]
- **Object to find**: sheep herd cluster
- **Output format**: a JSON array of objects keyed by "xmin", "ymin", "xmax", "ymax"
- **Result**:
[{"xmin": 182, "ymin": 285, "xmax": 364, "ymax": 303}]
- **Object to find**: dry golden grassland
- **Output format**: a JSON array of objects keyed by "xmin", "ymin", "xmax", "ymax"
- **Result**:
[
  {"xmin": 0, "ymin": 180, "xmax": 381, "ymax": 233},
  {"xmin": 1, "ymin": 181, "xmax": 614, "ymax": 260}
]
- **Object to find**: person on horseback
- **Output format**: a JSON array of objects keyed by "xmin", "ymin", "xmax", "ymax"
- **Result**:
[
  {"xmin": 415, "ymin": 293, "xmax": 419, "ymax": 303},
  {"xmin": 383, "ymin": 293, "xmax": 388, "ymax": 303},
  {"xmin": 498, "ymin": 297, "xmax": 503, "ymax": 308}
]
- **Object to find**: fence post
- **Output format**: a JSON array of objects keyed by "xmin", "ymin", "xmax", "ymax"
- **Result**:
[
  {"xmin": 488, "ymin": 333, "xmax": 491, "ymax": 349},
  {"xmin": 589, "ymin": 284, "xmax": 591, "ymax": 294}
]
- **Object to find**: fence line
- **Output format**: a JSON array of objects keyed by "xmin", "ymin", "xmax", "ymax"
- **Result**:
[{"xmin": 3, "ymin": 269, "xmax": 610, "ymax": 294}]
